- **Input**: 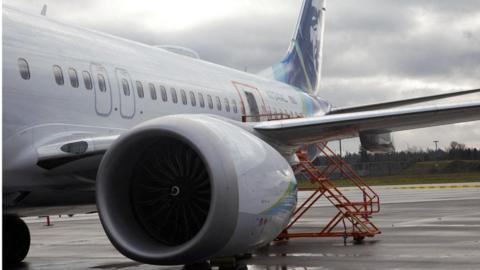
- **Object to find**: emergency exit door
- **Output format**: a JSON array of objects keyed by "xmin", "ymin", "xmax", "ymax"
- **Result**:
[
  {"xmin": 90, "ymin": 63, "xmax": 112, "ymax": 116},
  {"xmin": 115, "ymin": 68, "xmax": 135, "ymax": 119}
]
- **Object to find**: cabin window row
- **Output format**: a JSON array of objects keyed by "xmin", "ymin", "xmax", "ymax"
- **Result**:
[
  {"xmin": 133, "ymin": 80, "xmax": 239, "ymax": 113},
  {"xmin": 51, "ymin": 64, "xmax": 96, "ymax": 91},
  {"xmin": 271, "ymin": 107, "xmax": 303, "ymax": 118},
  {"xmin": 18, "ymin": 59, "xmax": 270, "ymax": 117}
]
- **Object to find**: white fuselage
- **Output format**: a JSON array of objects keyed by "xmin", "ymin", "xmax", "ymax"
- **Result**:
[{"xmin": 3, "ymin": 6, "xmax": 329, "ymax": 215}]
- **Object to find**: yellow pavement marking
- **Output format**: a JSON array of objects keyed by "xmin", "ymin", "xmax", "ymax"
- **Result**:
[
  {"xmin": 299, "ymin": 184, "xmax": 480, "ymax": 191},
  {"xmin": 393, "ymin": 184, "xmax": 480, "ymax": 190}
]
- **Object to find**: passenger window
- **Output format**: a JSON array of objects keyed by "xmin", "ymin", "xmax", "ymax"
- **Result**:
[
  {"xmin": 53, "ymin": 65, "xmax": 64, "ymax": 85},
  {"xmin": 232, "ymin": 99, "xmax": 238, "ymax": 113},
  {"xmin": 207, "ymin": 95, "xmax": 213, "ymax": 109},
  {"xmin": 18, "ymin": 58, "xmax": 30, "ymax": 80},
  {"xmin": 136, "ymin": 81, "xmax": 144, "ymax": 98},
  {"xmin": 216, "ymin": 96, "xmax": 222, "ymax": 111},
  {"xmin": 149, "ymin": 83, "xmax": 157, "ymax": 100},
  {"xmin": 82, "ymin": 71, "xmax": 93, "ymax": 90},
  {"xmin": 160, "ymin": 85, "xmax": 167, "ymax": 101},
  {"xmin": 180, "ymin": 89, "xmax": 187, "ymax": 105},
  {"xmin": 121, "ymin": 79, "xmax": 131, "ymax": 96},
  {"xmin": 97, "ymin": 74, "xmax": 106, "ymax": 92},
  {"xmin": 68, "ymin": 68, "xmax": 79, "ymax": 88},
  {"xmin": 224, "ymin": 98, "xmax": 230, "ymax": 112},
  {"xmin": 190, "ymin": 91, "xmax": 196, "ymax": 106},
  {"xmin": 171, "ymin": 88, "xmax": 178, "ymax": 103},
  {"xmin": 198, "ymin": 93, "xmax": 205, "ymax": 108}
]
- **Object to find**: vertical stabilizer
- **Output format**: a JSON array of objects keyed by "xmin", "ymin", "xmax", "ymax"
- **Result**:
[{"xmin": 259, "ymin": 0, "xmax": 326, "ymax": 96}]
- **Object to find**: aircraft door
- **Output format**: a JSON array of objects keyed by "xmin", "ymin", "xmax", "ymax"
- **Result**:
[
  {"xmin": 244, "ymin": 92, "xmax": 260, "ymax": 121},
  {"xmin": 90, "ymin": 63, "xmax": 112, "ymax": 116},
  {"xmin": 233, "ymin": 82, "xmax": 267, "ymax": 122},
  {"xmin": 115, "ymin": 68, "xmax": 136, "ymax": 119}
]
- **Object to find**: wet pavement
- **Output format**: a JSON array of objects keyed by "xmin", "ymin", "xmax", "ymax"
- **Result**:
[{"xmin": 6, "ymin": 184, "xmax": 480, "ymax": 270}]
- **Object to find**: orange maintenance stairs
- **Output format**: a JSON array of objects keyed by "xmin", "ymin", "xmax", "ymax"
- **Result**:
[{"xmin": 278, "ymin": 142, "xmax": 381, "ymax": 242}]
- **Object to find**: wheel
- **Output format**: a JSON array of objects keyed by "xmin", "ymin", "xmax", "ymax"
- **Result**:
[
  {"xmin": 353, "ymin": 236, "xmax": 365, "ymax": 244},
  {"xmin": 3, "ymin": 215, "xmax": 31, "ymax": 265}
]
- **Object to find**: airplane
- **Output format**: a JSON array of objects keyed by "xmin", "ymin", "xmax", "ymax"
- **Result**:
[{"xmin": 3, "ymin": 0, "xmax": 480, "ymax": 267}]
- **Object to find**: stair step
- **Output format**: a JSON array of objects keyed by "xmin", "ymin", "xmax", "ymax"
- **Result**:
[
  {"xmin": 313, "ymin": 177, "xmax": 328, "ymax": 181},
  {"xmin": 326, "ymin": 195, "xmax": 347, "ymax": 200},
  {"xmin": 349, "ymin": 211, "xmax": 373, "ymax": 215},
  {"xmin": 341, "ymin": 202, "xmax": 371, "ymax": 206},
  {"xmin": 345, "ymin": 209, "xmax": 370, "ymax": 214}
]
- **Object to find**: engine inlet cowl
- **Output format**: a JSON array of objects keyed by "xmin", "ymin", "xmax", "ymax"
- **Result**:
[
  {"xmin": 97, "ymin": 115, "xmax": 296, "ymax": 265},
  {"xmin": 97, "ymin": 116, "xmax": 240, "ymax": 265},
  {"xmin": 131, "ymin": 139, "xmax": 211, "ymax": 246}
]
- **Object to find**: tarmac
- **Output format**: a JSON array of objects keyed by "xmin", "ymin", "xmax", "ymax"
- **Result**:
[{"xmin": 6, "ymin": 183, "xmax": 480, "ymax": 270}]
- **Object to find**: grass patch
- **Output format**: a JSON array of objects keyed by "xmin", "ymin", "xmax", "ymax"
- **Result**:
[
  {"xmin": 297, "ymin": 172, "xmax": 480, "ymax": 189},
  {"xmin": 403, "ymin": 160, "xmax": 480, "ymax": 174}
]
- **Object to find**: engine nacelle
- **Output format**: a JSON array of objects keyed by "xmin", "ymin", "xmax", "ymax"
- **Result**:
[
  {"xmin": 359, "ymin": 130, "xmax": 395, "ymax": 153},
  {"xmin": 96, "ymin": 115, "xmax": 296, "ymax": 265}
]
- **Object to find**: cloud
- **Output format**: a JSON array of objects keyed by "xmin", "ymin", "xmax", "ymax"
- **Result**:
[{"xmin": 5, "ymin": 0, "xmax": 479, "ymax": 152}]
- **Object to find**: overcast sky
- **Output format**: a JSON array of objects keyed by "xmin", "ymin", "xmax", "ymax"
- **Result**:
[{"xmin": 6, "ymin": 0, "xmax": 480, "ymax": 153}]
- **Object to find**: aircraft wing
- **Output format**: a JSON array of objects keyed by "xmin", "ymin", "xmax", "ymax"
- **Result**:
[
  {"xmin": 254, "ymin": 102, "xmax": 480, "ymax": 145},
  {"xmin": 35, "ymin": 101, "xmax": 480, "ymax": 171},
  {"xmin": 329, "ymin": 88, "xmax": 480, "ymax": 114}
]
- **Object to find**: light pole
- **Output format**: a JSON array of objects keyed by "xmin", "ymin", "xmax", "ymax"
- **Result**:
[
  {"xmin": 433, "ymin": 140, "xmax": 439, "ymax": 152},
  {"xmin": 339, "ymin": 139, "xmax": 342, "ymax": 158}
]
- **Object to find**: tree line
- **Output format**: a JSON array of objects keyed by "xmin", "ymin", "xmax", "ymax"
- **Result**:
[{"xmin": 314, "ymin": 141, "xmax": 480, "ymax": 177}]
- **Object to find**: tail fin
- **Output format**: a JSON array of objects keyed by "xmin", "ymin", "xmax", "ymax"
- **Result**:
[{"xmin": 259, "ymin": 0, "xmax": 326, "ymax": 96}]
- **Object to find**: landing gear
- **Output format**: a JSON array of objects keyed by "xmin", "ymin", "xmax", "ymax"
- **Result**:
[
  {"xmin": 3, "ymin": 215, "xmax": 31, "ymax": 265},
  {"xmin": 353, "ymin": 236, "xmax": 365, "ymax": 244},
  {"xmin": 210, "ymin": 256, "xmax": 249, "ymax": 270}
]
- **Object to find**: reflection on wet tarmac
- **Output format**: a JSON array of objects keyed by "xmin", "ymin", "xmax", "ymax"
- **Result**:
[{"xmin": 8, "ymin": 188, "xmax": 480, "ymax": 270}]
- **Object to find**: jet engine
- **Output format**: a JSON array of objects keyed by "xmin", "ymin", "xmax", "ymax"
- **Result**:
[
  {"xmin": 359, "ymin": 130, "xmax": 395, "ymax": 153},
  {"xmin": 96, "ymin": 115, "xmax": 297, "ymax": 265}
]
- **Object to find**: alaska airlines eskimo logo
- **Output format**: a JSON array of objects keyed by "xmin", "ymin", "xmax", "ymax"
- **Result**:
[
  {"xmin": 274, "ymin": 0, "xmax": 323, "ymax": 95},
  {"xmin": 295, "ymin": 0, "xmax": 321, "ymax": 93},
  {"xmin": 309, "ymin": 0, "xmax": 322, "ymax": 74}
]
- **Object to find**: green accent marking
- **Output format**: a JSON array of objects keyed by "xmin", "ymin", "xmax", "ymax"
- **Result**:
[
  {"xmin": 294, "ymin": 41, "xmax": 313, "ymax": 93},
  {"xmin": 258, "ymin": 180, "xmax": 296, "ymax": 215}
]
